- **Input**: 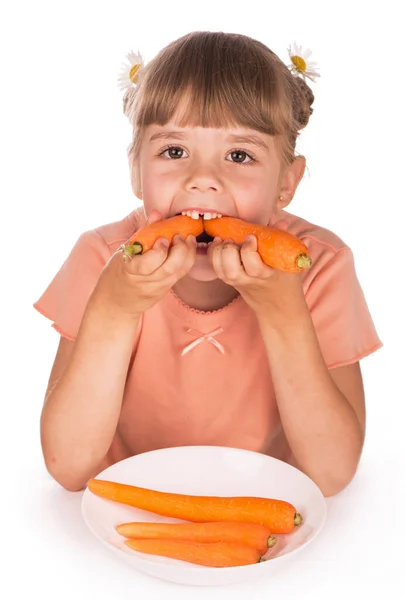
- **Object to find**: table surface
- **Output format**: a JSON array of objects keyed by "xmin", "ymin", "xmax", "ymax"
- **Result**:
[
  {"xmin": 4, "ymin": 434, "xmax": 404, "ymax": 600},
  {"xmin": 4, "ymin": 323, "xmax": 404, "ymax": 599}
]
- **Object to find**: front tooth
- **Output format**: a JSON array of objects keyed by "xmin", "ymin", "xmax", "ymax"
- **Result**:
[
  {"xmin": 203, "ymin": 213, "xmax": 212, "ymax": 220},
  {"xmin": 191, "ymin": 210, "xmax": 200, "ymax": 220}
]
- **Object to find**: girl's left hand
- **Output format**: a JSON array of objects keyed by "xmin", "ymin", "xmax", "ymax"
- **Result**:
[{"xmin": 207, "ymin": 230, "xmax": 308, "ymax": 320}]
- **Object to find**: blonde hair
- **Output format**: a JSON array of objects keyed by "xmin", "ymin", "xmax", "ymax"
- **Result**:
[{"xmin": 123, "ymin": 31, "xmax": 314, "ymax": 166}]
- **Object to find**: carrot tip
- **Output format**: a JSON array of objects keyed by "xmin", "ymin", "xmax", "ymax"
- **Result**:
[
  {"xmin": 294, "ymin": 513, "xmax": 304, "ymax": 526},
  {"xmin": 296, "ymin": 253, "xmax": 312, "ymax": 269},
  {"xmin": 267, "ymin": 536, "xmax": 277, "ymax": 548}
]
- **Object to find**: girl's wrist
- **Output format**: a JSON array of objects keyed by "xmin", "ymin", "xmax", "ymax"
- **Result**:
[
  {"xmin": 255, "ymin": 297, "xmax": 311, "ymax": 334},
  {"xmin": 85, "ymin": 292, "xmax": 142, "ymax": 331}
]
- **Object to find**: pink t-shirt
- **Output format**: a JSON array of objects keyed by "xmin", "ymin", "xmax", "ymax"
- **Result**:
[{"xmin": 34, "ymin": 208, "xmax": 382, "ymax": 464}]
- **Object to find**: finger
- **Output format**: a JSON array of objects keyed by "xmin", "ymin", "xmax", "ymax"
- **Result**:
[
  {"xmin": 174, "ymin": 234, "xmax": 197, "ymax": 275},
  {"xmin": 125, "ymin": 237, "xmax": 170, "ymax": 276},
  {"xmin": 161, "ymin": 235, "xmax": 196, "ymax": 277},
  {"xmin": 182, "ymin": 234, "xmax": 198, "ymax": 272},
  {"xmin": 207, "ymin": 236, "xmax": 222, "ymax": 264},
  {"xmin": 209, "ymin": 238, "xmax": 226, "ymax": 280},
  {"xmin": 220, "ymin": 240, "xmax": 245, "ymax": 281},
  {"xmin": 240, "ymin": 234, "xmax": 267, "ymax": 278}
]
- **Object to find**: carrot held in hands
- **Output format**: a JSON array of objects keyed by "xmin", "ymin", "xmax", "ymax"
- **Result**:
[
  {"xmin": 122, "ymin": 215, "xmax": 204, "ymax": 258},
  {"xmin": 116, "ymin": 521, "xmax": 277, "ymax": 553},
  {"xmin": 124, "ymin": 538, "xmax": 264, "ymax": 567},
  {"xmin": 204, "ymin": 216, "xmax": 312, "ymax": 273},
  {"xmin": 87, "ymin": 479, "xmax": 303, "ymax": 534}
]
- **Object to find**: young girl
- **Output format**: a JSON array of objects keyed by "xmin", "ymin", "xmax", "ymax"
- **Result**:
[{"xmin": 34, "ymin": 31, "xmax": 382, "ymax": 496}]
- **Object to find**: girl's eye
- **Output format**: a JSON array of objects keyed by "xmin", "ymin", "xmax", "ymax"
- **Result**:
[
  {"xmin": 160, "ymin": 146, "xmax": 188, "ymax": 159},
  {"xmin": 226, "ymin": 150, "xmax": 255, "ymax": 164}
]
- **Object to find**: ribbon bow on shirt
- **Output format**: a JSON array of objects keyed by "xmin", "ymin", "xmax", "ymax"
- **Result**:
[{"xmin": 181, "ymin": 327, "xmax": 225, "ymax": 356}]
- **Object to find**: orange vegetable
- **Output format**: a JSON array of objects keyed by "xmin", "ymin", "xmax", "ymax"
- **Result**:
[
  {"xmin": 116, "ymin": 521, "xmax": 276, "ymax": 553},
  {"xmin": 204, "ymin": 216, "xmax": 312, "ymax": 273},
  {"xmin": 124, "ymin": 538, "xmax": 263, "ymax": 567},
  {"xmin": 87, "ymin": 479, "xmax": 303, "ymax": 534},
  {"xmin": 122, "ymin": 215, "xmax": 204, "ymax": 258}
]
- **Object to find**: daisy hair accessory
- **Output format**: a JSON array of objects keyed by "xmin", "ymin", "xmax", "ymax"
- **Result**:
[
  {"xmin": 118, "ymin": 50, "xmax": 144, "ymax": 92},
  {"xmin": 287, "ymin": 43, "xmax": 320, "ymax": 83}
]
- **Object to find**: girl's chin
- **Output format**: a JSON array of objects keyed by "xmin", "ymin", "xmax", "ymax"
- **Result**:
[{"xmin": 187, "ymin": 251, "xmax": 218, "ymax": 281}]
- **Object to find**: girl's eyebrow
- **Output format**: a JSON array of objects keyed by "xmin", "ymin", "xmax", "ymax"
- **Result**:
[
  {"xmin": 149, "ymin": 131, "xmax": 187, "ymax": 142},
  {"xmin": 226, "ymin": 134, "xmax": 269, "ymax": 151}
]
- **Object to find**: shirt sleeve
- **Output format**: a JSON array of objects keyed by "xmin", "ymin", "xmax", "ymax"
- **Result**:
[
  {"xmin": 33, "ymin": 229, "xmax": 112, "ymax": 341},
  {"xmin": 304, "ymin": 246, "xmax": 382, "ymax": 368}
]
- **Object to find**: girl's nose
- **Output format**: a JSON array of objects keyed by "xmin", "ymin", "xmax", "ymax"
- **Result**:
[{"xmin": 185, "ymin": 163, "xmax": 223, "ymax": 193}]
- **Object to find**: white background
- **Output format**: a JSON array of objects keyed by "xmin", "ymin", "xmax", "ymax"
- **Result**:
[{"xmin": 1, "ymin": 0, "xmax": 404, "ymax": 598}]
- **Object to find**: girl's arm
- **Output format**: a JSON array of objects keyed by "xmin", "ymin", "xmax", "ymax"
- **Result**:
[
  {"xmin": 208, "ymin": 236, "xmax": 373, "ymax": 497},
  {"xmin": 40, "ymin": 302, "xmax": 140, "ymax": 492},
  {"xmin": 257, "ymin": 307, "xmax": 365, "ymax": 497},
  {"xmin": 40, "ymin": 228, "xmax": 197, "ymax": 492}
]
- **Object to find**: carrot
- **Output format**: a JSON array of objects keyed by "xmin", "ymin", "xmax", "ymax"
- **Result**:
[
  {"xmin": 204, "ymin": 216, "xmax": 312, "ymax": 273},
  {"xmin": 116, "ymin": 521, "xmax": 277, "ymax": 553},
  {"xmin": 124, "ymin": 538, "xmax": 263, "ymax": 567},
  {"xmin": 122, "ymin": 215, "xmax": 203, "ymax": 258},
  {"xmin": 87, "ymin": 479, "xmax": 303, "ymax": 534}
]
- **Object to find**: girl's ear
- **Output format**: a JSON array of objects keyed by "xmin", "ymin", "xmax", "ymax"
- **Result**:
[{"xmin": 278, "ymin": 155, "xmax": 306, "ymax": 208}]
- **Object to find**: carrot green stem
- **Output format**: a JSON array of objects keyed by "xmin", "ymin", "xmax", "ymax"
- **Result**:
[{"xmin": 267, "ymin": 536, "xmax": 277, "ymax": 548}]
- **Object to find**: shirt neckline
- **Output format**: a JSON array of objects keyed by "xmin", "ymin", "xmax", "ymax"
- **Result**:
[{"xmin": 164, "ymin": 288, "xmax": 246, "ymax": 327}]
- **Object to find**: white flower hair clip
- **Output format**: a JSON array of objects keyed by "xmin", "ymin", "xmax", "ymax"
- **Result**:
[
  {"xmin": 118, "ymin": 50, "xmax": 144, "ymax": 92},
  {"xmin": 287, "ymin": 43, "xmax": 320, "ymax": 83}
]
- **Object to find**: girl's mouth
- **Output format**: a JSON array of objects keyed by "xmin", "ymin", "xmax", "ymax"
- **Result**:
[
  {"xmin": 176, "ymin": 210, "xmax": 223, "ymax": 246},
  {"xmin": 196, "ymin": 230, "xmax": 214, "ymax": 245}
]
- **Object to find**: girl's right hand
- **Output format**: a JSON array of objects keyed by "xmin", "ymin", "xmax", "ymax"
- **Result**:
[{"xmin": 90, "ymin": 210, "xmax": 197, "ymax": 318}]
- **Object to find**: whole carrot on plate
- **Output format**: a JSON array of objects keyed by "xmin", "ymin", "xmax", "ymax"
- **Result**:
[
  {"xmin": 122, "ymin": 214, "xmax": 203, "ymax": 258},
  {"xmin": 87, "ymin": 479, "xmax": 303, "ymax": 534},
  {"xmin": 116, "ymin": 521, "xmax": 277, "ymax": 553},
  {"xmin": 124, "ymin": 538, "xmax": 264, "ymax": 567},
  {"xmin": 204, "ymin": 216, "xmax": 312, "ymax": 273}
]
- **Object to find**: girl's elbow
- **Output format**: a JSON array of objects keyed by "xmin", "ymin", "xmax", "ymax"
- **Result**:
[
  {"xmin": 42, "ymin": 451, "xmax": 88, "ymax": 492},
  {"xmin": 318, "ymin": 462, "xmax": 360, "ymax": 497}
]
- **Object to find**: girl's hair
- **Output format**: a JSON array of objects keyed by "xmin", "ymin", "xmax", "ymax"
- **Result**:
[{"xmin": 124, "ymin": 31, "xmax": 314, "ymax": 166}]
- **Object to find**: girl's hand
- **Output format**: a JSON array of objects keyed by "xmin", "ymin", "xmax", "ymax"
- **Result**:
[
  {"xmin": 207, "ymin": 222, "xmax": 307, "ymax": 320},
  {"xmin": 90, "ymin": 210, "xmax": 197, "ymax": 318}
]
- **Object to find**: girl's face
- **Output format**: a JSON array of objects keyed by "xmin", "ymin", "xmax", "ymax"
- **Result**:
[{"xmin": 135, "ymin": 121, "xmax": 299, "ymax": 281}]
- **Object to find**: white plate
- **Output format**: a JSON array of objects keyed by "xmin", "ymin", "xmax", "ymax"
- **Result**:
[{"xmin": 81, "ymin": 445, "xmax": 327, "ymax": 586}]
